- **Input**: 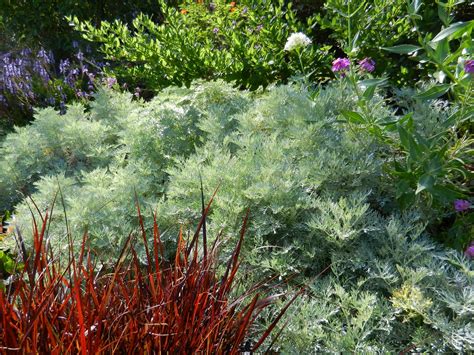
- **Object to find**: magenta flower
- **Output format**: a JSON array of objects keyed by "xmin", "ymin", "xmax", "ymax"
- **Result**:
[
  {"xmin": 359, "ymin": 57, "xmax": 375, "ymax": 72},
  {"xmin": 454, "ymin": 199, "xmax": 471, "ymax": 212},
  {"xmin": 465, "ymin": 244, "xmax": 474, "ymax": 259},
  {"xmin": 332, "ymin": 58, "xmax": 350, "ymax": 73},
  {"xmin": 465, "ymin": 59, "xmax": 474, "ymax": 74}
]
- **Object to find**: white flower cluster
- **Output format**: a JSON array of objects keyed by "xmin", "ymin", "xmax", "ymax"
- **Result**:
[{"xmin": 284, "ymin": 32, "xmax": 312, "ymax": 52}]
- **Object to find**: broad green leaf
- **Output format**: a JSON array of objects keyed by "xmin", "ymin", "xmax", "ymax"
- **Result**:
[
  {"xmin": 416, "ymin": 174, "xmax": 435, "ymax": 194},
  {"xmin": 433, "ymin": 38, "xmax": 449, "ymax": 64},
  {"xmin": 432, "ymin": 21, "xmax": 473, "ymax": 42},
  {"xmin": 341, "ymin": 110, "xmax": 365, "ymax": 124},
  {"xmin": 408, "ymin": 0, "xmax": 423, "ymax": 15},
  {"xmin": 358, "ymin": 78, "xmax": 388, "ymax": 88},
  {"xmin": 437, "ymin": 4, "xmax": 449, "ymax": 26},
  {"xmin": 397, "ymin": 125, "xmax": 411, "ymax": 151},
  {"xmin": 415, "ymin": 84, "xmax": 451, "ymax": 100},
  {"xmin": 363, "ymin": 85, "xmax": 376, "ymax": 101},
  {"xmin": 431, "ymin": 185, "xmax": 461, "ymax": 201},
  {"xmin": 382, "ymin": 44, "xmax": 421, "ymax": 54}
]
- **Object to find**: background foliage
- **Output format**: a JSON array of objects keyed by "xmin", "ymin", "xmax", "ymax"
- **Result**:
[{"xmin": 72, "ymin": 0, "xmax": 332, "ymax": 92}]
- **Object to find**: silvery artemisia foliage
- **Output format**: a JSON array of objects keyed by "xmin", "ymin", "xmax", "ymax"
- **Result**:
[
  {"xmin": 274, "ymin": 213, "xmax": 473, "ymax": 353},
  {"xmin": 0, "ymin": 81, "xmax": 471, "ymax": 351},
  {"xmin": 0, "ymin": 82, "xmax": 248, "ymax": 260}
]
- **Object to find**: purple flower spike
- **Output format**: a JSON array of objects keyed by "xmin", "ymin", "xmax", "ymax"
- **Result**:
[
  {"xmin": 465, "ymin": 244, "xmax": 474, "ymax": 259},
  {"xmin": 59, "ymin": 59, "xmax": 70, "ymax": 74},
  {"xmin": 454, "ymin": 199, "xmax": 471, "ymax": 212},
  {"xmin": 332, "ymin": 58, "xmax": 350, "ymax": 73},
  {"xmin": 105, "ymin": 77, "xmax": 117, "ymax": 88},
  {"xmin": 359, "ymin": 57, "xmax": 375, "ymax": 72},
  {"xmin": 465, "ymin": 59, "xmax": 474, "ymax": 74}
]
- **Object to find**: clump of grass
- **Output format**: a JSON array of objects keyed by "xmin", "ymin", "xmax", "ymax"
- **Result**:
[{"xmin": 0, "ymin": 194, "xmax": 299, "ymax": 353}]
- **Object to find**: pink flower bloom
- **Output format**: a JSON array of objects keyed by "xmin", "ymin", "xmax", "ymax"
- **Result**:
[
  {"xmin": 359, "ymin": 57, "xmax": 375, "ymax": 72},
  {"xmin": 454, "ymin": 199, "xmax": 471, "ymax": 212},
  {"xmin": 465, "ymin": 59, "xmax": 474, "ymax": 74},
  {"xmin": 105, "ymin": 77, "xmax": 117, "ymax": 88},
  {"xmin": 465, "ymin": 245, "xmax": 474, "ymax": 259},
  {"xmin": 332, "ymin": 58, "xmax": 350, "ymax": 73}
]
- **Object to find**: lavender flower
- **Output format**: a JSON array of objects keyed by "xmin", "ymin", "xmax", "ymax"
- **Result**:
[
  {"xmin": 454, "ymin": 199, "xmax": 471, "ymax": 212},
  {"xmin": 256, "ymin": 24, "xmax": 263, "ymax": 32},
  {"xmin": 105, "ymin": 77, "xmax": 117, "ymax": 88},
  {"xmin": 359, "ymin": 57, "xmax": 375, "ymax": 72},
  {"xmin": 76, "ymin": 51, "xmax": 84, "ymax": 61},
  {"xmin": 465, "ymin": 244, "xmax": 474, "ymax": 259},
  {"xmin": 59, "ymin": 101, "xmax": 66, "ymax": 114},
  {"xmin": 72, "ymin": 40, "xmax": 79, "ymax": 49},
  {"xmin": 134, "ymin": 87, "xmax": 141, "ymax": 98},
  {"xmin": 20, "ymin": 48, "xmax": 31, "ymax": 57},
  {"xmin": 465, "ymin": 59, "xmax": 474, "ymax": 74},
  {"xmin": 45, "ymin": 96, "xmax": 55, "ymax": 105},
  {"xmin": 37, "ymin": 48, "xmax": 53, "ymax": 64},
  {"xmin": 59, "ymin": 59, "xmax": 70, "ymax": 74},
  {"xmin": 332, "ymin": 58, "xmax": 350, "ymax": 73},
  {"xmin": 213, "ymin": 27, "xmax": 219, "ymax": 34}
]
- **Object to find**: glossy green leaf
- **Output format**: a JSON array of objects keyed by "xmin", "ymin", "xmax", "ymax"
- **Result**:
[
  {"xmin": 363, "ymin": 85, "xmax": 376, "ymax": 101},
  {"xmin": 408, "ymin": 0, "xmax": 423, "ymax": 15},
  {"xmin": 382, "ymin": 44, "xmax": 421, "ymax": 54},
  {"xmin": 358, "ymin": 78, "xmax": 388, "ymax": 88},
  {"xmin": 415, "ymin": 84, "xmax": 451, "ymax": 100},
  {"xmin": 432, "ymin": 21, "xmax": 472, "ymax": 42},
  {"xmin": 416, "ymin": 174, "xmax": 435, "ymax": 194},
  {"xmin": 341, "ymin": 110, "xmax": 366, "ymax": 124},
  {"xmin": 397, "ymin": 125, "xmax": 411, "ymax": 151}
]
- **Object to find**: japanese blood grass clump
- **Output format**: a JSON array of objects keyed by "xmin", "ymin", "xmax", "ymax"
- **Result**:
[{"xmin": 0, "ymin": 198, "xmax": 300, "ymax": 353}]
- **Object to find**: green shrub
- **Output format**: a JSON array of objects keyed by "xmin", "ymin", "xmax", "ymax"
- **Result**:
[
  {"xmin": 0, "ymin": 82, "xmax": 250, "ymax": 260},
  {"xmin": 1, "ymin": 80, "xmax": 471, "ymax": 351},
  {"xmin": 0, "ymin": 0, "xmax": 164, "ymax": 55},
  {"xmin": 2, "ymin": 80, "xmax": 468, "ymax": 263},
  {"xmin": 72, "ymin": 0, "xmax": 332, "ymax": 91},
  {"xmin": 273, "ymin": 213, "xmax": 474, "ymax": 352},
  {"xmin": 2, "ymin": 81, "xmax": 390, "ymax": 271},
  {"xmin": 314, "ymin": 0, "xmax": 440, "ymax": 84}
]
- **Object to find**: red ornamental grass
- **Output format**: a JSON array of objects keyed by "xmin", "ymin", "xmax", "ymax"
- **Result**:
[{"xmin": 0, "ymin": 194, "xmax": 300, "ymax": 353}]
